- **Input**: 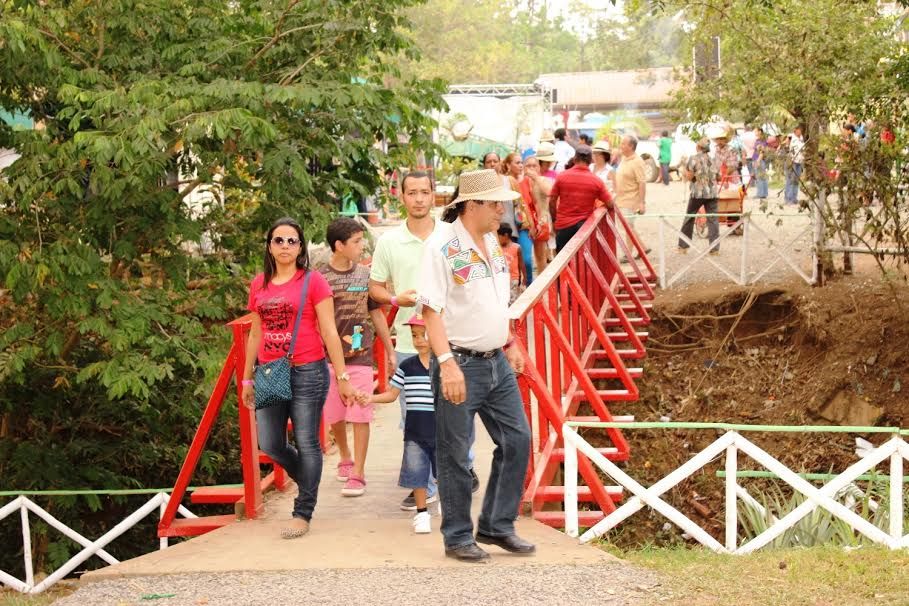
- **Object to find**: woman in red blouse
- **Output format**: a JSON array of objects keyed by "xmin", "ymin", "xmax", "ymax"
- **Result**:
[{"xmin": 241, "ymin": 217, "xmax": 360, "ymax": 539}]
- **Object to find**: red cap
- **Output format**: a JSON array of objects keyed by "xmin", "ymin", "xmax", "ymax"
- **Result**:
[{"xmin": 405, "ymin": 314, "xmax": 425, "ymax": 327}]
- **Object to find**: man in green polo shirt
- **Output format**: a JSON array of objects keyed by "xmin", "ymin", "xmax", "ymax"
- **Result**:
[
  {"xmin": 369, "ymin": 171, "xmax": 439, "ymax": 362},
  {"xmin": 371, "ymin": 170, "xmax": 475, "ymax": 510}
]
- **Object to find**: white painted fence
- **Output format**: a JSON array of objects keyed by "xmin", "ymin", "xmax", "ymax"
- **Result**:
[
  {"xmin": 563, "ymin": 426, "xmax": 909, "ymax": 553},
  {"xmin": 642, "ymin": 212, "xmax": 817, "ymax": 288},
  {"xmin": 0, "ymin": 493, "xmax": 196, "ymax": 594}
]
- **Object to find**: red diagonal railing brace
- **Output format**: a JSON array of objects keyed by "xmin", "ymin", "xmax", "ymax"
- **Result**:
[
  {"xmin": 159, "ymin": 305, "xmax": 398, "ymax": 538},
  {"xmin": 510, "ymin": 206, "xmax": 654, "ymax": 529}
]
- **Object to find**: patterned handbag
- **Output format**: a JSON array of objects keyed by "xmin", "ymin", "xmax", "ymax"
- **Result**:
[{"xmin": 254, "ymin": 271, "xmax": 312, "ymax": 410}]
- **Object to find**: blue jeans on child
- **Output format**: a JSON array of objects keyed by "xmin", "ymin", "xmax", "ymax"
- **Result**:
[
  {"xmin": 397, "ymin": 351, "xmax": 478, "ymax": 499},
  {"xmin": 399, "ymin": 439, "xmax": 437, "ymax": 489},
  {"xmin": 255, "ymin": 359, "xmax": 329, "ymax": 522},
  {"xmin": 432, "ymin": 351, "xmax": 531, "ymax": 549}
]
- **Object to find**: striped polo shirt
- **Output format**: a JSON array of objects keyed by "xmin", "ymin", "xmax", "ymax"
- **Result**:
[{"xmin": 390, "ymin": 355, "xmax": 435, "ymax": 445}]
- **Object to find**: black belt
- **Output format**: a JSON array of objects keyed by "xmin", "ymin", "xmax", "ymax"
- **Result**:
[{"xmin": 450, "ymin": 345, "xmax": 500, "ymax": 359}]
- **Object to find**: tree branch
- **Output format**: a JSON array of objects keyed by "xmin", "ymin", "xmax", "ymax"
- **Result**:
[
  {"xmin": 278, "ymin": 47, "xmax": 330, "ymax": 86},
  {"xmin": 37, "ymin": 27, "xmax": 94, "ymax": 70},
  {"xmin": 244, "ymin": 0, "xmax": 303, "ymax": 70},
  {"xmin": 95, "ymin": 22, "xmax": 106, "ymax": 67},
  {"xmin": 178, "ymin": 178, "xmax": 203, "ymax": 198}
]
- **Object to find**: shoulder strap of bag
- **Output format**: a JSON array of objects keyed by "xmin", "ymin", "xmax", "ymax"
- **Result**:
[{"xmin": 286, "ymin": 270, "xmax": 313, "ymax": 359}]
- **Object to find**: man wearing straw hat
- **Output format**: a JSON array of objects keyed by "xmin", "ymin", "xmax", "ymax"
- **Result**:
[{"xmin": 417, "ymin": 168, "xmax": 534, "ymax": 563}]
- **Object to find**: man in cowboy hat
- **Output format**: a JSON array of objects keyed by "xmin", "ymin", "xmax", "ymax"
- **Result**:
[{"xmin": 417, "ymin": 169, "xmax": 533, "ymax": 563}]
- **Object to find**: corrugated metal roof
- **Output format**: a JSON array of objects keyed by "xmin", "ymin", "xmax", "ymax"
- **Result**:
[{"xmin": 536, "ymin": 68, "xmax": 679, "ymax": 107}]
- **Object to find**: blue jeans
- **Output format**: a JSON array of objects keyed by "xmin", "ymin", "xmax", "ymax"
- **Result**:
[
  {"xmin": 660, "ymin": 162, "xmax": 670, "ymax": 185},
  {"xmin": 255, "ymin": 359, "xmax": 329, "ymax": 521},
  {"xmin": 398, "ymin": 439, "xmax": 436, "ymax": 489},
  {"xmin": 432, "ymin": 351, "xmax": 531, "ymax": 549},
  {"xmin": 785, "ymin": 163, "xmax": 802, "ymax": 204},
  {"xmin": 516, "ymin": 229, "xmax": 534, "ymax": 285},
  {"xmin": 754, "ymin": 159, "xmax": 768, "ymax": 198}
]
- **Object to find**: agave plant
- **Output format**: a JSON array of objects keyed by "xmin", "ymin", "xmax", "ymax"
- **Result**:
[{"xmin": 737, "ymin": 474, "xmax": 907, "ymax": 548}]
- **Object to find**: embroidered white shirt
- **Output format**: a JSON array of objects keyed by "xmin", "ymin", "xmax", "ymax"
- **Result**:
[{"xmin": 416, "ymin": 218, "xmax": 511, "ymax": 352}]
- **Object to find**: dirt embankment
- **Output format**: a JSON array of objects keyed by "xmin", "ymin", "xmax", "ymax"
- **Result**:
[{"xmin": 591, "ymin": 276, "xmax": 909, "ymax": 545}]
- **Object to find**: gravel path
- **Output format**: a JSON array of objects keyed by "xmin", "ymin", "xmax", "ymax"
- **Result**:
[{"xmin": 52, "ymin": 564, "xmax": 668, "ymax": 606}]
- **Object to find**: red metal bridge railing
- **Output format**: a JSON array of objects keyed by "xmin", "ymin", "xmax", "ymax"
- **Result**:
[
  {"xmin": 158, "ymin": 307, "xmax": 396, "ymax": 538},
  {"xmin": 510, "ymin": 207, "xmax": 656, "ymax": 528},
  {"xmin": 159, "ymin": 207, "xmax": 656, "ymax": 537}
]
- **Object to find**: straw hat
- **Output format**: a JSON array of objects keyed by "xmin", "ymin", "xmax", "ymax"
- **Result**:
[
  {"xmin": 592, "ymin": 141, "xmax": 611, "ymax": 154},
  {"xmin": 448, "ymin": 169, "xmax": 521, "ymax": 207},
  {"xmin": 535, "ymin": 141, "xmax": 557, "ymax": 162},
  {"xmin": 706, "ymin": 122, "xmax": 731, "ymax": 140}
]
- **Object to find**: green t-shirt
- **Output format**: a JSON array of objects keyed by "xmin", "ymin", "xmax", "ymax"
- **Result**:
[
  {"xmin": 369, "ymin": 220, "xmax": 445, "ymax": 354},
  {"xmin": 659, "ymin": 137, "xmax": 672, "ymax": 164}
]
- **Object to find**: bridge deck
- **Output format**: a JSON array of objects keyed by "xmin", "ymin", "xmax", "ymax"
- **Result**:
[{"xmin": 84, "ymin": 400, "xmax": 614, "ymax": 580}]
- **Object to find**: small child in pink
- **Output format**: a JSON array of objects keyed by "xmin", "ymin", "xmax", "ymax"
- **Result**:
[
  {"xmin": 497, "ymin": 223, "xmax": 525, "ymax": 304},
  {"xmin": 318, "ymin": 218, "xmax": 394, "ymax": 497}
]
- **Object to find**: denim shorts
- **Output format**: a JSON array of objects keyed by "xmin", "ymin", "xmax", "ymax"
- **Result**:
[{"xmin": 398, "ymin": 439, "xmax": 436, "ymax": 489}]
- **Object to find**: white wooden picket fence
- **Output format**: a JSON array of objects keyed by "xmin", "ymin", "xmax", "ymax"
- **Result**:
[
  {"xmin": 563, "ymin": 423, "xmax": 909, "ymax": 553},
  {"xmin": 0, "ymin": 492, "xmax": 195, "ymax": 594},
  {"xmin": 645, "ymin": 212, "xmax": 818, "ymax": 288}
]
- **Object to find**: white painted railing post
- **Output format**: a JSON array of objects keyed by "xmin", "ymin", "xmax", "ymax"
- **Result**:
[
  {"xmin": 20, "ymin": 504, "xmax": 34, "ymax": 589},
  {"xmin": 563, "ymin": 427, "xmax": 579, "ymax": 539},
  {"xmin": 159, "ymin": 493, "xmax": 169, "ymax": 550},
  {"xmin": 725, "ymin": 442, "xmax": 738, "ymax": 551},
  {"xmin": 657, "ymin": 219, "xmax": 666, "ymax": 289},
  {"xmin": 890, "ymin": 447, "xmax": 903, "ymax": 547}
]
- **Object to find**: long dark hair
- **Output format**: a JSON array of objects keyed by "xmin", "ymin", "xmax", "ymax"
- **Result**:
[{"xmin": 263, "ymin": 217, "xmax": 309, "ymax": 286}]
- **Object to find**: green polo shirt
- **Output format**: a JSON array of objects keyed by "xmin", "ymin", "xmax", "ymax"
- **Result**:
[{"xmin": 370, "ymin": 219, "xmax": 444, "ymax": 354}]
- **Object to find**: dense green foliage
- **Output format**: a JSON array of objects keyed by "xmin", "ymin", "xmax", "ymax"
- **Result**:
[
  {"xmin": 0, "ymin": 0, "xmax": 443, "ymax": 573},
  {"xmin": 404, "ymin": 0, "xmax": 684, "ymax": 83}
]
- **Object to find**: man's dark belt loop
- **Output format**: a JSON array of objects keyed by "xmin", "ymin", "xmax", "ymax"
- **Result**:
[{"xmin": 450, "ymin": 344, "xmax": 500, "ymax": 359}]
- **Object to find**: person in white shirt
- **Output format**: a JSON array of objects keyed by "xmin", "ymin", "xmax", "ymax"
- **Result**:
[
  {"xmin": 553, "ymin": 128, "xmax": 575, "ymax": 172},
  {"xmin": 417, "ymin": 168, "xmax": 533, "ymax": 563},
  {"xmin": 591, "ymin": 140, "xmax": 616, "ymax": 195},
  {"xmin": 741, "ymin": 125, "xmax": 757, "ymax": 184}
]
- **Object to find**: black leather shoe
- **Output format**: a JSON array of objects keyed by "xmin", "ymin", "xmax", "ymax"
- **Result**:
[
  {"xmin": 444, "ymin": 542, "xmax": 490, "ymax": 562},
  {"xmin": 476, "ymin": 532, "xmax": 536, "ymax": 555}
]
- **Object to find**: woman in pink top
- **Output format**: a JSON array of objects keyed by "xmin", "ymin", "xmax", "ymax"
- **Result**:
[{"xmin": 241, "ymin": 217, "xmax": 359, "ymax": 539}]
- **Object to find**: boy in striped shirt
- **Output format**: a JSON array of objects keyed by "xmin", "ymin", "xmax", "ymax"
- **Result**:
[{"xmin": 370, "ymin": 314, "xmax": 436, "ymax": 534}]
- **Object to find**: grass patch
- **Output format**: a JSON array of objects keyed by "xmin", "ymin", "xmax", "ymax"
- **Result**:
[
  {"xmin": 604, "ymin": 544, "xmax": 909, "ymax": 605},
  {"xmin": 0, "ymin": 585, "xmax": 74, "ymax": 606}
]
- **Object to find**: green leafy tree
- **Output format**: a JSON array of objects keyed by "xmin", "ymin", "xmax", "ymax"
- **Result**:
[
  {"xmin": 0, "ymin": 0, "xmax": 443, "ymax": 573},
  {"xmin": 404, "ymin": 0, "xmax": 585, "ymax": 83},
  {"xmin": 582, "ymin": 8, "xmax": 685, "ymax": 71}
]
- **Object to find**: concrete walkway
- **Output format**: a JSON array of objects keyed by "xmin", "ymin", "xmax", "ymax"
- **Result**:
[{"xmin": 83, "ymin": 400, "xmax": 617, "ymax": 580}]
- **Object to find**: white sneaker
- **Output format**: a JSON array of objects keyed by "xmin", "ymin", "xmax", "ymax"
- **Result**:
[{"xmin": 412, "ymin": 511, "xmax": 431, "ymax": 534}]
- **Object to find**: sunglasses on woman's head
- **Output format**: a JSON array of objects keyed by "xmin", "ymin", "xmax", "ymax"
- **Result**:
[{"xmin": 270, "ymin": 236, "xmax": 300, "ymax": 246}]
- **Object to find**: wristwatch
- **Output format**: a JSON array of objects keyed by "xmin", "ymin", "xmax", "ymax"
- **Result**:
[{"xmin": 336, "ymin": 372, "xmax": 350, "ymax": 382}]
